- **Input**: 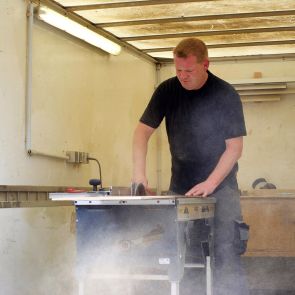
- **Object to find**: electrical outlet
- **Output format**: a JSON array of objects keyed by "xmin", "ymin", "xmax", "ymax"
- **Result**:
[
  {"xmin": 66, "ymin": 151, "xmax": 89, "ymax": 164},
  {"xmin": 79, "ymin": 152, "xmax": 89, "ymax": 164}
]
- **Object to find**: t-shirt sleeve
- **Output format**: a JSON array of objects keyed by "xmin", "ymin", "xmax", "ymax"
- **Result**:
[
  {"xmin": 220, "ymin": 87, "xmax": 247, "ymax": 139},
  {"xmin": 140, "ymin": 82, "xmax": 167, "ymax": 129}
]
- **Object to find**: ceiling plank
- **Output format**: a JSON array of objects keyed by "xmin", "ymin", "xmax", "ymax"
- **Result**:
[
  {"xmin": 98, "ymin": 10, "xmax": 295, "ymax": 27},
  {"xmin": 122, "ymin": 26, "xmax": 295, "ymax": 41},
  {"xmin": 67, "ymin": 0, "xmax": 218, "ymax": 11},
  {"xmin": 142, "ymin": 40, "xmax": 295, "ymax": 52},
  {"xmin": 158, "ymin": 53, "xmax": 295, "ymax": 63}
]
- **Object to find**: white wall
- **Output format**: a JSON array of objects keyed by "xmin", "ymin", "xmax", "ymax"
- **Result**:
[
  {"xmin": 0, "ymin": 1, "xmax": 157, "ymax": 294},
  {"xmin": 0, "ymin": 206, "xmax": 76, "ymax": 295},
  {"xmin": 158, "ymin": 60, "xmax": 295, "ymax": 190},
  {"xmin": 0, "ymin": 0, "xmax": 157, "ymax": 188}
]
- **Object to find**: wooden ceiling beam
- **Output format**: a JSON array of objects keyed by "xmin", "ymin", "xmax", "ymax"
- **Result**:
[
  {"xmin": 98, "ymin": 10, "xmax": 295, "ymax": 27},
  {"xmin": 122, "ymin": 26, "xmax": 295, "ymax": 41},
  {"xmin": 142, "ymin": 40, "xmax": 295, "ymax": 52},
  {"xmin": 158, "ymin": 53, "xmax": 295, "ymax": 63},
  {"xmin": 67, "ymin": 0, "xmax": 217, "ymax": 11}
]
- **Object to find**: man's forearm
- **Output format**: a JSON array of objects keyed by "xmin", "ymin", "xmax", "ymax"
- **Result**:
[
  {"xmin": 186, "ymin": 137, "xmax": 243, "ymax": 197},
  {"xmin": 207, "ymin": 138, "xmax": 243, "ymax": 189},
  {"xmin": 132, "ymin": 123, "xmax": 155, "ymax": 186},
  {"xmin": 132, "ymin": 133, "xmax": 148, "ymax": 182}
]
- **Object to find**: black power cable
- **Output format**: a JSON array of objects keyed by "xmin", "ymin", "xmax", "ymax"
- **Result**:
[{"xmin": 87, "ymin": 157, "xmax": 103, "ymax": 189}]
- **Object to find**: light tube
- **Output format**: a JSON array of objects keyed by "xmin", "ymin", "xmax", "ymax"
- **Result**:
[{"xmin": 38, "ymin": 6, "xmax": 121, "ymax": 56}]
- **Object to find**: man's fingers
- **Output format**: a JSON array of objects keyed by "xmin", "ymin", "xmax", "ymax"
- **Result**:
[
  {"xmin": 185, "ymin": 188, "xmax": 197, "ymax": 196},
  {"xmin": 185, "ymin": 188, "xmax": 209, "ymax": 197},
  {"xmin": 145, "ymin": 187, "xmax": 155, "ymax": 196},
  {"xmin": 194, "ymin": 191, "xmax": 208, "ymax": 197}
]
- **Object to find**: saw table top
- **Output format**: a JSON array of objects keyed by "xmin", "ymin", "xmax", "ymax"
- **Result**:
[{"xmin": 49, "ymin": 192, "xmax": 216, "ymax": 206}]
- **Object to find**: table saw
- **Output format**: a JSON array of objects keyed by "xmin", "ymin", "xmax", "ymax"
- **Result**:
[{"xmin": 50, "ymin": 190, "xmax": 216, "ymax": 295}]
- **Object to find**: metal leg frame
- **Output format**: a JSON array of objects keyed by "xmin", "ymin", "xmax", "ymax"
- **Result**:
[
  {"xmin": 184, "ymin": 256, "xmax": 213, "ymax": 295},
  {"xmin": 78, "ymin": 279, "xmax": 84, "ymax": 295},
  {"xmin": 171, "ymin": 281, "xmax": 180, "ymax": 295},
  {"xmin": 206, "ymin": 256, "xmax": 213, "ymax": 295}
]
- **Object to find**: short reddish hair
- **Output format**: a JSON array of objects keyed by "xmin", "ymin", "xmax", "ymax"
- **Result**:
[{"xmin": 173, "ymin": 38, "xmax": 208, "ymax": 63}]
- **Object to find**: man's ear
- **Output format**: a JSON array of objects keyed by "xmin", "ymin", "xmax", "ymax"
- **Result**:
[{"xmin": 204, "ymin": 59, "xmax": 209, "ymax": 70}]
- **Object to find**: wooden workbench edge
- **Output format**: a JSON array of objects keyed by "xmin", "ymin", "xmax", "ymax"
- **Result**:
[{"xmin": 240, "ymin": 189, "xmax": 295, "ymax": 198}]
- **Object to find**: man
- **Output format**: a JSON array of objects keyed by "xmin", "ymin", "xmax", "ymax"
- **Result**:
[{"xmin": 132, "ymin": 38, "xmax": 249, "ymax": 295}]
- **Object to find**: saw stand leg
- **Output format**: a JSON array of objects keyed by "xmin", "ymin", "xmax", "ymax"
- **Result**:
[
  {"xmin": 78, "ymin": 279, "xmax": 84, "ymax": 295},
  {"xmin": 171, "ymin": 281, "xmax": 179, "ymax": 295},
  {"xmin": 206, "ymin": 256, "xmax": 213, "ymax": 295}
]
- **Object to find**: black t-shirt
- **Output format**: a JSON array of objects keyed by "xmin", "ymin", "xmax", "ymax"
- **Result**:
[{"xmin": 140, "ymin": 71, "xmax": 247, "ymax": 194}]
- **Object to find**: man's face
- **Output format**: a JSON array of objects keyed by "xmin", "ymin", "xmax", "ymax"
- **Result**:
[{"xmin": 174, "ymin": 54, "xmax": 209, "ymax": 90}]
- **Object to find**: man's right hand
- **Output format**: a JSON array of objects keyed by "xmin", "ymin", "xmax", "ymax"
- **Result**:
[
  {"xmin": 131, "ymin": 176, "xmax": 148, "ymax": 189},
  {"xmin": 131, "ymin": 179, "xmax": 156, "ymax": 196}
]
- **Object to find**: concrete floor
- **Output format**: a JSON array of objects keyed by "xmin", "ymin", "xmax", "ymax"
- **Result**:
[
  {"xmin": 244, "ymin": 257, "xmax": 295, "ymax": 295},
  {"xmin": 180, "ymin": 257, "xmax": 295, "ymax": 295},
  {"xmin": 79, "ymin": 257, "xmax": 295, "ymax": 295}
]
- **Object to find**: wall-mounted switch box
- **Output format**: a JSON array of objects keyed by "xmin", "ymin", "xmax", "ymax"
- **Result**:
[{"xmin": 66, "ymin": 151, "xmax": 89, "ymax": 164}]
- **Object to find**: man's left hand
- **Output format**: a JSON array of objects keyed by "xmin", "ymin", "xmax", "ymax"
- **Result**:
[{"xmin": 185, "ymin": 180, "xmax": 217, "ymax": 197}]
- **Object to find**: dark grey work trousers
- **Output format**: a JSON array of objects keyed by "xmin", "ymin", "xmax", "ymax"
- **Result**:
[{"xmin": 211, "ymin": 185, "xmax": 249, "ymax": 295}]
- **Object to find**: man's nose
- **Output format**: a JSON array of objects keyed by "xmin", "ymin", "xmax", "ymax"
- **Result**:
[{"xmin": 179, "ymin": 71, "xmax": 188, "ymax": 79}]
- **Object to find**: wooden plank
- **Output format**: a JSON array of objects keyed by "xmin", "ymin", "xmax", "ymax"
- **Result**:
[
  {"xmin": 67, "ymin": 0, "xmax": 216, "ymax": 11},
  {"xmin": 241, "ymin": 189, "xmax": 295, "ymax": 198},
  {"xmin": 241, "ymin": 193, "xmax": 295, "ymax": 257}
]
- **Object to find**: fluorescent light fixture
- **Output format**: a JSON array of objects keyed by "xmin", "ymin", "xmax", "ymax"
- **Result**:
[{"xmin": 38, "ymin": 6, "xmax": 121, "ymax": 55}]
